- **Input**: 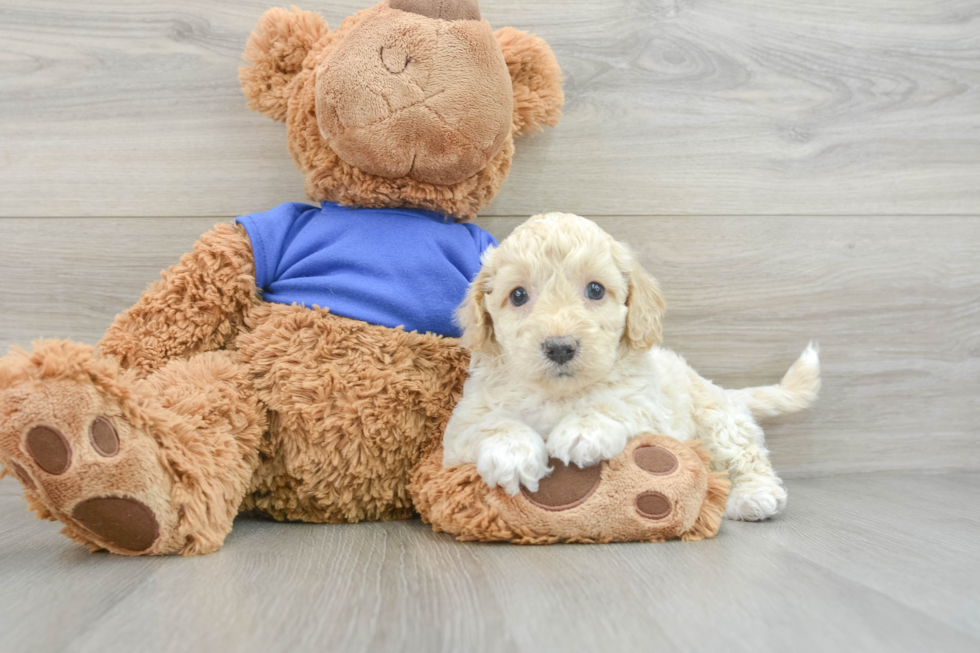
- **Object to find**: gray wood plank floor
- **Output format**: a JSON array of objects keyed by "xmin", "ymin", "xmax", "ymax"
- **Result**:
[
  {"xmin": 1, "ymin": 0, "xmax": 979, "ymax": 216},
  {"xmin": 0, "ymin": 473, "xmax": 977, "ymax": 653}
]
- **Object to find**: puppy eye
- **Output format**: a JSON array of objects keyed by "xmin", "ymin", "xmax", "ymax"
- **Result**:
[
  {"xmin": 509, "ymin": 287, "xmax": 529, "ymax": 307},
  {"xmin": 586, "ymin": 282, "xmax": 605, "ymax": 300}
]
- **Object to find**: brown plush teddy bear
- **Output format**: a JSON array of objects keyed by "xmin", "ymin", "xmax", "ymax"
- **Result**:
[{"xmin": 0, "ymin": 0, "xmax": 565, "ymax": 556}]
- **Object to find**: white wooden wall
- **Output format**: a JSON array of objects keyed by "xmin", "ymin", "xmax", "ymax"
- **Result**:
[{"xmin": 1, "ymin": 0, "xmax": 978, "ymax": 477}]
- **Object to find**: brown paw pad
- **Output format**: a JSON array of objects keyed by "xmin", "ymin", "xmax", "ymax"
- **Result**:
[
  {"xmin": 71, "ymin": 497, "xmax": 159, "ymax": 552},
  {"xmin": 521, "ymin": 458, "xmax": 601, "ymax": 511},
  {"xmin": 25, "ymin": 426, "xmax": 72, "ymax": 475},
  {"xmin": 635, "ymin": 491, "xmax": 672, "ymax": 520},
  {"xmin": 89, "ymin": 416, "xmax": 120, "ymax": 457},
  {"xmin": 633, "ymin": 445, "xmax": 678, "ymax": 475},
  {"xmin": 10, "ymin": 462, "xmax": 36, "ymax": 490}
]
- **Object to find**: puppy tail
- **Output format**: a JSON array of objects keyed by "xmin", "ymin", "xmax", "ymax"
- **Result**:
[{"xmin": 730, "ymin": 343, "xmax": 821, "ymax": 419}]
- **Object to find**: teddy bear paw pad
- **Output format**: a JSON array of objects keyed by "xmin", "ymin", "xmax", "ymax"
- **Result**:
[
  {"xmin": 0, "ymin": 370, "xmax": 177, "ymax": 554},
  {"xmin": 89, "ymin": 416, "xmax": 120, "ymax": 457},
  {"xmin": 25, "ymin": 425, "xmax": 72, "ymax": 475},
  {"xmin": 521, "ymin": 458, "xmax": 601, "ymax": 510},
  {"xmin": 10, "ymin": 411, "xmax": 170, "ymax": 554},
  {"xmin": 72, "ymin": 496, "xmax": 159, "ymax": 552},
  {"xmin": 635, "ymin": 491, "xmax": 672, "ymax": 520},
  {"xmin": 9, "ymin": 461, "xmax": 37, "ymax": 490},
  {"xmin": 21, "ymin": 415, "xmax": 119, "ymax": 479},
  {"xmin": 632, "ymin": 445, "xmax": 678, "ymax": 476}
]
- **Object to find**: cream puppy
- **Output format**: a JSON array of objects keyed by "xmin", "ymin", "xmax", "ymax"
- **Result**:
[{"xmin": 442, "ymin": 213, "xmax": 820, "ymax": 521}]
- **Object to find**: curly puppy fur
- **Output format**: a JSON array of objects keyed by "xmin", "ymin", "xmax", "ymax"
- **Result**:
[
  {"xmin": 240, "ymin": 3, "xmax": 564, "ymax": 220},
  {"xmin": 442, "ymin": 213, "xmax": 821, "ymax": 521}
]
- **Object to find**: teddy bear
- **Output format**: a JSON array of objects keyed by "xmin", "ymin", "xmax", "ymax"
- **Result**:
[{"xmin": 0, "ymin": 0, "xmax": 565, "ymax": 556}]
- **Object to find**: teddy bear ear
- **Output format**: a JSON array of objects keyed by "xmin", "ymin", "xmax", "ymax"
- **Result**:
[
  {"xmin": 239, "ymin": 7, "xmax": 330, "ymax": 122},
  {"xmin": 494, "ymin": 27, "xmax": 565, "ymax": 138}
]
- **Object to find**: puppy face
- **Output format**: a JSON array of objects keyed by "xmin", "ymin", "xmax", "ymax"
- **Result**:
[{"xmin": 458, "ymin": 213, "xmax": 666, "ymax": 394}]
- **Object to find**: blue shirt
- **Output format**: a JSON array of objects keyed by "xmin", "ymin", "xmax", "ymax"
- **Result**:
[{"xmin": 236, "ymin": 202, "xmax": 496, "ymax": 337}]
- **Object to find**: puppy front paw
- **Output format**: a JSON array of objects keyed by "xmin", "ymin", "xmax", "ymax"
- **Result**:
[
  {"xmin": 476, "ymin": 434, "xmax": 550, "ymax": 496},
  {"xmin": 547, "ymin": 417, "xmax": 629, "ymax": 469}
]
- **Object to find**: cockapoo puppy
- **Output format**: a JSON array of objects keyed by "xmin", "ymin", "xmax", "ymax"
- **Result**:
[{"xmin": 442, "ymin": 213, "xmax": 820, "ymax": 521}]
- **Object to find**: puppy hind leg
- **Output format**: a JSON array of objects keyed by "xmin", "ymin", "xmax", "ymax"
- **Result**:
[
  {"xmin": 702, "ymin": 412, "xmax": 787, "ymax": 521},
  {"xmin": 724, "ymin": 457, "xmax": 787, "ymax": 521}
]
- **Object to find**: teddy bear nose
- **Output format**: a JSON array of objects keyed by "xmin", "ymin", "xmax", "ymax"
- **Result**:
[{"xmin": 389, "ymin": 0, "xmax": 481, "ymax": 21}]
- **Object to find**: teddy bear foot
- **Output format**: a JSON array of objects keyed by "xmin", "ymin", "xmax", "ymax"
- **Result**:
[
  {"xmin": 412, "ymin": 434, "xmax": 731, "ymax": 544},
  {"xmin": 0, "ymin": 341, "xmax": 183, "ymax": 555},
  {"xmin": 11, "ymin": 418, "xmax": 166, "ymax": 554}
]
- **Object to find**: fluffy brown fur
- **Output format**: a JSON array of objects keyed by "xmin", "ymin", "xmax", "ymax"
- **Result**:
[
  {"xmin": 0, "ymin": 341, "xmax": 265, "ymax": 556},
  {"xmin": 313, "ymin": 4, "xmax": 513, "ymax": 185},
  {"xmin": 411, "ymin": 434, "xmax": 730, "ymax": 544},
  {"xmin": 236, "ymin": 303, "xmax": 469, "ymax": 523},
  {"xmin": 239, "ymin": 1, "xmax": 563, "ymax": 219},
  {"xmin": 0, "ymin": 226, "xmax": 468, "ymax": 555},
  {"xmin": 99, "ymin": 223, "xmax": 260, "ymax": 377},
  {"xmin": 495, "ymin": 26, "xmax": 565, "ymax": 138},
  {"xmin": 239, "ymin": 7, "xmax": 331, "ymax": 123}
]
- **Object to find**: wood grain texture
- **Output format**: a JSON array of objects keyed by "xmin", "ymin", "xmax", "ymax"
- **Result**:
[
  {"xmin": 1, "ymin": 0, "xmax": 979, "ymax": 217},
  {"xmin": 1, "ymin": 215, "xmax": 977, "ymax": 477},
  {"xmin": 0, "ymin": 473, "xmax": 978, "ymax": 653}
]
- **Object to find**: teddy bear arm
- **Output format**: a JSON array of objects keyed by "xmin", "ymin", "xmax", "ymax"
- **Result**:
[{"xmin": 98, "ymin": 223, "xmax": 260, "ymax": 377}]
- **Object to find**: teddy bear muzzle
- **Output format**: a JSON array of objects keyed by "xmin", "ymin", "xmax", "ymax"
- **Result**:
[{"xmin": 314, "ymin": 0, "xmax": 513, "ymax": 186}]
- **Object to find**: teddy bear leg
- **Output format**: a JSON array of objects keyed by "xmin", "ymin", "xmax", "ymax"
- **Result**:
[
  {"xmin": 412, "ymin": 434, "xmax": 730, "ymax": 544},
  {"xmin": 235, "ymin": 306, "xmax": 470, "ymax": 524},
  {"xmin": 0, "ymin": 340, "xmax": 265, "ymax": 556}
]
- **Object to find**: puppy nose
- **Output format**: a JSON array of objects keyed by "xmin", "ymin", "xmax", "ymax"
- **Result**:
[{"xmin": 542, "ymin": 337, "xmax": 578, "ymax": 365}]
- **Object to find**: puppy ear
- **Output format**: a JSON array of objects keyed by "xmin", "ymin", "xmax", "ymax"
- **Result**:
[
  {"xmin": 456, "ymin": 255, "xmax": 498, "ymax": 354},
  {"xmin": 239, "ymin": 7, "xmax": 330, "ymax": 122},
  {"xmin": 623, "ymin": 262, "xmax": 666, "ymax": 352},
  {"xmin": 494, "ymin": 27, "xmax": 565, "ymax": 138}
]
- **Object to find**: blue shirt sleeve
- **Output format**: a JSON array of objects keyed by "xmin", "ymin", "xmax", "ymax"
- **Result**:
[
  {"xmin": 236, "ymin": 202, "xmax": 319, "ymax": 290},
  {"xmin": 464, "ymin": 223, "xmax": 498, "ymax": 258}
]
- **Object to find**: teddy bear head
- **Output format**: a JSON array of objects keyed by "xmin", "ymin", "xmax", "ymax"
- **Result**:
[{"xmin": 240, "ymin": 0, "xmax": 564, "ymax": 220}]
